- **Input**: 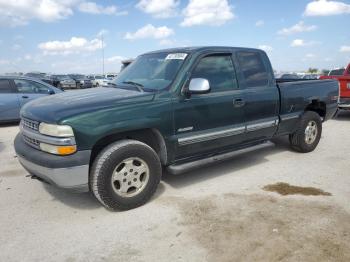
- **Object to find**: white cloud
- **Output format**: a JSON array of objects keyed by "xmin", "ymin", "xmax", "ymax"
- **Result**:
[
  {"xmin": 306, "ymin": 53, "xmax": 316, "ymax": 58},
  {"xmin": 278, "ymin": 21, "xmax": 317, "ymax": 35},
  {"xmin": 136, "ymin": 0, "xmax": 179, "ymax": 18},
  {"xmin": 24, "ymin": 54, "xmax": 32, "ymax": 60},
  {"xmin": 340, "ymin": 46, "xmax": 350, "ymax": 52},
  {"xmin": 38, "ymin": 36, "xmax": 103, "ymax": 55},
  {"xmin": 97, "ymin": 29, "xmax": 109, "ymax": 37},
  {"xmin": 290, "ymin": 39, "xmax": 316, "ymax": 47},
  {"xmin": 106, "ymin": 56, "xmax": 125, "ymax": 63},
  {"xmin": 255, "ymin": 20, "xmax": 264, "ymax": 27},
  {"xmin": 12, "ymin": 44, "xmax": 21, "ymax": 50},
  {"xmin": 304, "ymin": 0, "xmax": 350, "ymax": 16},
  {"xmin": 181, "ymin": 0, "xmax": 234, "ymax": 27},
  {"xmin": 159, "ymin": 39, "xmax": 175, "ymax": 46},
  {"xmin": 291, "ymin": 39, "xmax": 306, "ymax": 47},
  {"xmin": 0, "ymin": 0, "xmax": 75, "ymax": 27},
  {"xmin": 0, "ymin": 59, "xmax": 10, "ymax": 65},
  {"xmin": 78, "ymin": 1, "xmax": 127, "ymax": 15},
  {"xmin": 124, "ymin": 24, "xmax": 174, "ymax": 40},
  {"xmin": 258, "ymin": 45, "xmax": 273, "ymax": 52}
]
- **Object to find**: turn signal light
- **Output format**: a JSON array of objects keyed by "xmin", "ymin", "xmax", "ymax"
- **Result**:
[
  {"xmin": 40, "ymin": 143, "xmax": 77, "ymax": 155},
  {"xmin": 57, "ymin": 145, "xmax": 77, "ymax": 155}
]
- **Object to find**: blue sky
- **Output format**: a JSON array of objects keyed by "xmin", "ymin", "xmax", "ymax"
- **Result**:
[{"xmin": 0, "ymin": 0, "xmax": 350, "ymax": 74}]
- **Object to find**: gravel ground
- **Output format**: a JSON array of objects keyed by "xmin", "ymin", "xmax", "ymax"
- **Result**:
[{"xmin": 1, "ymin": 112, "xmax": 350, "ymax": 262}]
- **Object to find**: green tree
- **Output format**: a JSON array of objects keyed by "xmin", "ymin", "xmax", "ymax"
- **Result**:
[{"xmin": 307, "ymin": 68, "xmax": 318, "ymax": 74}]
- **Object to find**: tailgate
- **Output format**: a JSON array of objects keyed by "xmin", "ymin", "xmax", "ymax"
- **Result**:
[{"xmin": 339, "ymin": 78, "xmax": 350, "ymax": 98}]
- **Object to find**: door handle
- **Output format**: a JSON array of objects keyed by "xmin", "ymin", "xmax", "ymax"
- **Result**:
[
  {"xmin": 233, "ymin": 98, "xmax": 245, "ymax": 107},
  {"xmin": 22, "ymin": 96, "xmax": 29, "ymax": 99}
]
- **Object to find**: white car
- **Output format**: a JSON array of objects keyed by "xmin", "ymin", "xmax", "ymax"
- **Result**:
[{"xmin": 89, "ymin": 75, "xmax": 109, "ymax": 87}]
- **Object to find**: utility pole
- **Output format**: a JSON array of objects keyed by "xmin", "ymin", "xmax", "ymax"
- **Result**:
[{"xmin": 102, "ymin": 35, "xmax": 105, "ymax": 76}]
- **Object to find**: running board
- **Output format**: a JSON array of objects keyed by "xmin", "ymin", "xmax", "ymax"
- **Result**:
[{"xmin": 166, "ymin": 142, "xmax": 273, "ymax": 175}]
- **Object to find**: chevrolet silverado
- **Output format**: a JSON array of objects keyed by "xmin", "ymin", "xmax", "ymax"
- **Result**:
[{"xmin": 14, "ymin": 47, "xmax": 338, "ymax": 210}]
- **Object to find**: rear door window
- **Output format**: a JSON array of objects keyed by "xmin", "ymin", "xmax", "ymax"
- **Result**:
[
  {"xmin": 0, "ymin": 79, "xmax": 13, "ymax": 93},
  {"xmin": 237, "ymin": 51, "xmax": 269, "ymax": 88}
]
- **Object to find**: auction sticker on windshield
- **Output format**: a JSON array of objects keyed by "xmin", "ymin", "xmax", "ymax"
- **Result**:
[{"xmin": 165, "ymin": 53, "xmax": 188, "ymax": 60}]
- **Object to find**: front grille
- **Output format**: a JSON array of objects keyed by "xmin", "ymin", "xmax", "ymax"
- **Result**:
[
  {"xmin": 22, "ymin": 118, "xmax": 39, "ymax": 131},
  {"xmin": 23, "ymin": 134, "xmax": 40, "ymax": 149}
]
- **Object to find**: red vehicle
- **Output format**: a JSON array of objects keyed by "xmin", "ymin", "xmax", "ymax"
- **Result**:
[{"xmin": 320, "ymin": 64, "xmax": 350, "ymax": 109}]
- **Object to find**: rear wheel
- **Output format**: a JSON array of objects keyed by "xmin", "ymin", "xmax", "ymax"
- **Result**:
[
  {"xmin": 289, "ymin": 111, "xmax": 322, "ymax": 153},
  {"xmin": 90, "ymin": 140, "xmax": 162, "ymax": 211}
]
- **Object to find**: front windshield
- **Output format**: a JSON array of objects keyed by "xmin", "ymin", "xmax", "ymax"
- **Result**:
[
  {"xmin": 57, "ymin": 75, "xmax": 70, "ymax": 80},
  {"xmin": 113, "ymin": 52, "xmax": 188, "ymax": 90}
]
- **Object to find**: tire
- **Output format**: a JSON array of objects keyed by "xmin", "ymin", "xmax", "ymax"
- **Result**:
[
  {"xmin": 90, "ymin": 139, "xmax": 162, "ymax": 211},
  {"xmin": 289, "ymin": 111, "xmax": 322, "ymax": 153},
  {"xmin": 96, "ymin": 83, "xmax": 99, "ymax": 87}
]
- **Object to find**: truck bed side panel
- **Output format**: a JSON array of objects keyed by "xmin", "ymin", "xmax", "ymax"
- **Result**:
[{"xmin": 276, "ymin": 79, "xmax": 338, "ymax": 135}]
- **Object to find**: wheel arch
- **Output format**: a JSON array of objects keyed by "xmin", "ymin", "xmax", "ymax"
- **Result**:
[
  {"xmin": 305, "ymin": 99, "xmax": 326, "ymax": 119},
  {"xmin": 90, "ymin": 128, "xmax": 168, "ymax": 168}
]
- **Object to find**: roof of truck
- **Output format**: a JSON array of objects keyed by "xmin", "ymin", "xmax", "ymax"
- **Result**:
[{"xmin": 144, "ymin": 46, "xmax": 262, "ymax": 55}]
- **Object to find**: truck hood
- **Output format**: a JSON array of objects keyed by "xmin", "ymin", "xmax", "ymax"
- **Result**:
[{"xmin": 21, "ymin": 87, "xmax": 155, "ymax": 123}]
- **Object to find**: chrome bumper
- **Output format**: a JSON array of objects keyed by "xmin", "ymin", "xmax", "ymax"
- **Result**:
[
  {"xmin": 339, "ymin": 104, "xmax": 350, "ymax": 109},
  {"xmin": 18, "ymin": 155, "xmax": 89, "ymax": 192}
]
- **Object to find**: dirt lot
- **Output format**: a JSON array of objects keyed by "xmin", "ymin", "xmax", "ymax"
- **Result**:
[{"xmin": 1, "ymin": 112, "xmax": 350, "ymax": 262}]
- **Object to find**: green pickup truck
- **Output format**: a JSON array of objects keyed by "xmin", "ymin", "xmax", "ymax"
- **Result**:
[{"xmin": 15, "ymin": 46, "xmax": 339, "ymax": 210}]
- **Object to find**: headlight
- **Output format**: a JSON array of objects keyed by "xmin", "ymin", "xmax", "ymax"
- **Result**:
[
  {"xmin": 39, "ymin": 123, "xmax": 74, "ymax": 137},
  {"xmin": 40, "ymin": 143, "xmax": 77, "ymax": 155},
  {"xmin": 80, "ymin": 80, "xmax": 84, "ymax": 84}
]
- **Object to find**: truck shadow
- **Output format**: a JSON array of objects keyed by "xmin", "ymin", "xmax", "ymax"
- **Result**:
[
  {"xmin": 162, "ymin": 137, "xmax": 291, "ymax": 189},
  {"xmin": 42, "ymin": 138, "xmax": 292, "ymax": 210},
  {"xmin": 42, "ymin": 178, "xmax": 166, "ymax": 211},
  {"xmin": 0, "ymin": 121, "xmax": 20, "ymax": 127},
  {"xmin": 43, "ymin": 185, "xmax": 102, "ymax": 210},
  {"xmin": 334, "ymin": 110, "xmax": 350, "ymax": 121}
]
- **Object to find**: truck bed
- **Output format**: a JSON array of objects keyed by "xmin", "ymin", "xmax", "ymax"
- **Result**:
[{"xmin": 273, "ymin": 79, "xmax": 338, "ymax": 136}]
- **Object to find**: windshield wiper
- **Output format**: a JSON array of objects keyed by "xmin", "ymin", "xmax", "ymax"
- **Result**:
[{"xmin": 122, "ymin": 81, "xmax": 144, "ymax": 92}]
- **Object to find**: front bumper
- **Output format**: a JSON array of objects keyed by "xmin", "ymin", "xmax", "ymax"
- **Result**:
[
  {"xmin": 14, "ymin": 134, "xmax": 91, "ymax": 192},
  {"xmin": 61, "ymin": 84, "xmax": 77, "ymax": 89}
]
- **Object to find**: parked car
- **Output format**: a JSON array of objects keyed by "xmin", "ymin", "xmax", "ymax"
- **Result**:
[
  {"xmin": 105, "ymin": 73, "xmax": 118, "ymax": 79},
  {"xmin": 15, "ymin": 46, "xmax": 338, "ymax": 210},
  {"xmin": 25, "ymin": 72, "xmax": 54, "ymax": 86},
  {"xmin": 68, "ymin": 74, "xmax": 92, "ymax": 89},
  {"xmin": 87, "ymin": 75, "xmax": 108, "ymax": 87},
  {"xmin": 51, "ymin": 75, "xmax": 77, "ymax": 90},
  {"xmin": 275, "ymin": 73, "xmax": 300, "ymax": 80},
  {"xmin": 320, "ymin": 65, "xmax": 350, "ymax": 109},
  {"xmin": 302, "ymin": 74, "xmax": 320, "ymax": 80},
  {"xmin": 0, "ymin": 76, "xmax": 62, "ymax": 122}
]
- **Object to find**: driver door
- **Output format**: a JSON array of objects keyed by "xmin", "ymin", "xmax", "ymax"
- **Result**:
[{"xmin": 173, "ymin": 53, "xmax": 246, "ymax": 160}]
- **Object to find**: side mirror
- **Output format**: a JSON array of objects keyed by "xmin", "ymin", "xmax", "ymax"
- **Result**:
[
  {"xmin": 48, "ymin": 89, "xmax": 55, "ymax": 95},
  {"xmin": 188, "ymin": 78, "xmax": 210, "ymax": 94}
]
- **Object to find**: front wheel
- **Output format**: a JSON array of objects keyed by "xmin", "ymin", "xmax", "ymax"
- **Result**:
[
  {"xmin": 289, "ymin": 111, "xmax": 322, "ymax": 153},
  {"xmin": 90, "ymin": 140, "xmax": 162, "ymax": 211}
]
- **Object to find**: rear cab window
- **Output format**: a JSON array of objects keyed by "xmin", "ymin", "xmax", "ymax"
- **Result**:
[
  {"xmin": 329, "ymin": 69, "xmax": 345, "ymax": 76},
  {"xmin": 236, "ymin": 51, "xmax": 269, "ymax": 88}
]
